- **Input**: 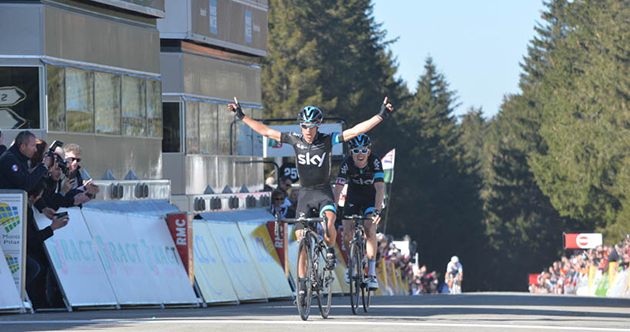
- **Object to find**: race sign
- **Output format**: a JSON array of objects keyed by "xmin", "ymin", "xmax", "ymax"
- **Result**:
[
  {"xmin": 0, "ymin": 87, "xmax": 26, "ymax": 107},
  {"xmin": 279, "ymin": 162, "xmax": 298, "ymax": 182},
  {"xmin": 564, "ymin": 233, "xmax": 603, "ymax": 249}
]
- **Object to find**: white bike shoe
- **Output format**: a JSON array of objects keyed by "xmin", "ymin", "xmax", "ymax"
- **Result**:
[{"xmin": 366, "ymin": 275, "xmax": 379, "ymax": 290}]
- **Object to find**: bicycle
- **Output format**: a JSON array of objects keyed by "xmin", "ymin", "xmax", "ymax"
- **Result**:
[
  {"xmin": 275, "ymin": 215, "xmax": 335, "ymax": 321},
  {"xmin": 447, "ymin": 271, "xmax": 462, "ymax": 294},
  {"xmin": 344, "ymin": 214, "xmax": 373, "ymax": 314}
]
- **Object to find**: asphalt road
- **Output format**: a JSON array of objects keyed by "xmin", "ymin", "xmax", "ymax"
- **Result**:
[{"xmin": 1, "ymin": 293, "xmax": 629, "ymax": 332}]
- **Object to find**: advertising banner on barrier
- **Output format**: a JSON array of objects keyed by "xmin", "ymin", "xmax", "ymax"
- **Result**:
[
  {"xmin": 192, "ymin": 221, "xmax": 238, "ymax": 304},
  {"xmin": 82, "ymin": 209, "xmax": 162, "ymax": 305},
  {"xmin": 128, "ymin": 214, "xmax": 198, "ymax": 305},
  {"xmin": 166, "ymin": 213, "xmax": 194, "ymax": 285},
  {"xmin": 336, "ymin": 226, "xmax": 349, "ymax": 265},
  {"xmin": 607, "ymin": 269, "xmax": 628, "ymax": 298},
  {"xmin": 0, "ymin": 244, "xmax": 23, "ymax": 312},
  {"xmin": 238, "ymin": 222, "xmax": 292, "ymax": 299},
  {"xmin": 34, "ymin": 208, "xmax": 117, "ymax": 307},
  {"xmin": 205, "ymin": 221, "xmax": 267, "ymax": 301},
  {"xmin": 564, "ymin": 233, "xmax": 602, "ymax": 249},
  {"xmin": 265, "ymin": 221, "xmax": 286, "ymax": 270},
  {"xmin": 0, "ymin": 190, "xmax": 27, "ymax": 300}
]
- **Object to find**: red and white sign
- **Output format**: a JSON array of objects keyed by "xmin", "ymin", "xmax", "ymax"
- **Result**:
[
  {"xmin": 564, "ymin": 233, "xmax": 602, "ymax": 249},
  {"xmin": 167, "ymin": 213, "xmax": 194, "ymax": 284}
]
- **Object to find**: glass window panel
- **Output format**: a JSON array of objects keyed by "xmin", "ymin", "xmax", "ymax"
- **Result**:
[
  {"xmin": 199, "ymin": 102, "xmax": 218, "ymax": 154},
  {"xmin": 94, "ymin": 72, "xmax": 121, "ymax": 135},
  {"xmin": 162, "ymin": 102, "xmax": 181, "ymax": 153},
  {"xmin": 122, "ymin": 76, "xmax": 146, "ymax": 136},
  {"xmin": 185, "ymin": 101, "xmax": 199, "ymax": 154},
  {"xmin": 46, "ymin": 65, "xmax": 65, "ymax": 131},
  {"xmin": 217, "ymin": 104, "xmax": 232, "ymax": 155},
  {"xmin": 66, "ymin": 68, "xmax": 94, "ymax": 133},
  {"xmin": 147, "ymin": 79, "xmax": 162, "ymax": 137}
]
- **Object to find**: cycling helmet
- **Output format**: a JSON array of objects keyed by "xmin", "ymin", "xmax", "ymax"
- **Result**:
[
  {"xmin": 297, "ymin": 106, "xmax": 323, "ymax": 125},
  {"xmin": 348, "ymin": 134, "xmax": 371, "ymax": 149},
  {"xmin": 451, "ymin": 256, "xmax": 459, "ymax": 264}
]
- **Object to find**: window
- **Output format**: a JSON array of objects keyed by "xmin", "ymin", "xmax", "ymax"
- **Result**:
[
  {"xmin": 185, "ymin": 101, "xmax": 199, "ymax": 154},
  {"xmin": 47, "ymin": 66, "xmax": 65, "ymax": 131},
  {"xmin": 147, "ymin": 79, "xmax": 162, "ymax": 138},
  {"xmin": 95, "ymin": 72, "xmax": 121, "ymax": 135},
  {"xmin": 199, "ymin": 102, "xmax": 218, "ymax": 154},
  {"xmin": 122, "ymin": 76, "xmax": 146, "ymax": 136},
  {"xmin": 0, "ymin": 67, "xmax": 40, "ymax": 129},
  {"xmin": 66, "ymin": 68, "xmax": 94, "ymax": 133},
  {"xmin": 162, "ymin": 102, "xmax": 181, "ymax": 153},
  {"xmin": 217, "ymin": 104, "xmax": 232, "ymax": 155}
]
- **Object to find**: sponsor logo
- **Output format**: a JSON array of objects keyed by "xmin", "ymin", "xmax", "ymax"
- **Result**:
[
  {"xmin": 335, "ymin": 178, "xmax": 346, "ymax": 185},
  {"xmin": 340, "ymin": 164, "xmax": 348, "ymax": 175},
  {"xmin": 351, "ymin": 177, "xmax": 374, "ymax": 185},
  {"xmin": 0, "ymin": 203, "xmax": 20, "ymax": 233},
  {"xmin": 5, "ymin": 254, "xmax": 19, "ymax": 274},
  {"xmin": 374, "ymin": 159, "xmax": 380, "ymax": 168},
  {"xmin": 297, "ymin": 152, "xmax": 327, "ymax": 167},
  {"xmin": 296, "ymin": 143, "xmax": 307, "ymax": 150}
]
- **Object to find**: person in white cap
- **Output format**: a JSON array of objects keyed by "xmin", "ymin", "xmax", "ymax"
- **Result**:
[{"xmin": 445, "ymin": 255, "xmax": 463, "ymax": 293}]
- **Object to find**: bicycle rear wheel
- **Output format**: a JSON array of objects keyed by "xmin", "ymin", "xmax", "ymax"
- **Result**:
[
  {"xmin": 316, "ymin": 245, "xmax": 334, "ymax": 318},
  {"xmin": 349, "ymin": 242, "xmax": 361, "ymax": 314},
  {"xmin": 296, "ymin": 237, "xmax": 313, "ymax": 321}
]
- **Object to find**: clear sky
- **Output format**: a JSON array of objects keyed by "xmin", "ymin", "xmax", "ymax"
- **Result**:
[{"xmin": 372, "ymin": 0, "xmax": 547, "ymax": 119}]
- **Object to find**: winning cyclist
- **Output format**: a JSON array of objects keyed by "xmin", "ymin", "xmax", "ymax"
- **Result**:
[
  {"xmin": 445, "ymin": 255, "xmax": 463, "ymax": 293},
  {"xmin": 333, "ymin": 134, "xmax": 384, "ymax": 290},
  {"xmin": 228, "ymin": 97, "xmax": 394, "ymax": 296}
]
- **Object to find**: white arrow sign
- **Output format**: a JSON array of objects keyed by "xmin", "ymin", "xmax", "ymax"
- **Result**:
[
  {"xmin": 0, "ymin": 108, "xmax": 27, "ymax": 129},
  {"xmin": 0, "ymin": 87, "xmax": 26, "ymax": 107}
]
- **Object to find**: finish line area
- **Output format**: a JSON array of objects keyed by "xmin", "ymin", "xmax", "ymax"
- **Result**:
[{"xmin": 1, "ymin": 294, "xmax": 629, "ymax": 332}]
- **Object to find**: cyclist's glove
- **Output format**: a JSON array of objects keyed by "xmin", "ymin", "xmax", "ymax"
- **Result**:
[
  {"xmin": 377, "ymin": 101, "xmax": 391, "ymax": 119},
  {"xmin": 233, "ymin": 102, "xmax": 246, "ymax": 120}
]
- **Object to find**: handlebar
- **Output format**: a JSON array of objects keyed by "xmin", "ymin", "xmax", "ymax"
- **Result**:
[
  {"xmin": 342, "ymin": 214, "xmax": 372, "ymax": 221},
  {"xmin": 273, "ymin": 215, "xmax": 328, "ymax": 239}
]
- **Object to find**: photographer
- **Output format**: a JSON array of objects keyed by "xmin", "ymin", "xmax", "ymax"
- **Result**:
[
  {"xmin": 25, "ymin": 181, "xmax": 69, "ymax": 308},
  {"xmin": 63, "ymin": 144, "xmax": 99, "ymax": 198},
  {"xmin": 0, "ymin": 131, "xmax": 54, "ymax": 191}
]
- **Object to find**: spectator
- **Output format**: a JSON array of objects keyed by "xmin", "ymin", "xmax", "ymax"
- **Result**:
[
  {"xmin": 25, "ymin": 181, "xmax": 69, "ymax": 309},
  {"xmin": 30, "ymin": 139, "xmax": 48, "ymax": 168},
  {"xmin": 263, "ymin": 176, "xmax": 275, "ymax": 192},
  {"xmin": 269, "ymin": 189, "xmax": 289, "ymax": 219},
  {"xmin": 277, "ymin": 176, "xmax": 292, "ymax": 207},
  {"xmin": 63, "ymin": 143, "xmax": 99, "ymax": 199},
  {"xmin": 0, "ymin": 130, "xmax": 53, "ymax": 191},
  {"xmin": 286, "ymin": 188, "xmax": 299, "ymax": 218}
]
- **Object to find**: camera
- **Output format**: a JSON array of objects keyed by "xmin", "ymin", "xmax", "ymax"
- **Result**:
[
  {"xmin": 54, "ymin": 211, "xmax": 68, "ymax": 218},
  {"xmin": 47, "ymin": 140, "xmax": 69, "ymax": 176}
]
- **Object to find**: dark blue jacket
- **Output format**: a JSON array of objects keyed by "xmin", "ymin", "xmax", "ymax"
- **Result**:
[{"xmin": 0, "ymin": 144, "xmax": 47, "ymax": 191}]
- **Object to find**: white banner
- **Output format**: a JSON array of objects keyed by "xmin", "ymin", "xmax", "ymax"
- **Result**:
[
  {"xmin": 263, "ymin": 123, "xmax": 344, "ymax": 157},
  {"xmin": 0, "ymin": 190, "xmax": 27, "ymax": 300},
  {"xmin": 34, "ymin": 208, "xmax": 117, "ymax": 307},
  {"xmin": 127, "ymin": 214, "xmax": 197, "ymax": 305},
  {"xmin": 237, "ymin": 222, "xmax": 292, "ymax": 299},
  {"xmin": 0, "ymin": 243, "xmax": 23, "ymax": 312},
  {"xmin": 192, "ymin": 221, "xmax": 239, "ymax": 304},
  {"xmin": 205, "ymin": 221, "xmax": 267, "ymax": 301},
  {"xmin": 82, "ymin": 209, "xmax": 162, "ymax": 305}
]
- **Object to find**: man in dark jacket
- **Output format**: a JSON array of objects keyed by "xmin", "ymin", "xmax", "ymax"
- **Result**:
[{"xmin": 0, "ymin": 131, "xmax": 53, "ymax": 191}]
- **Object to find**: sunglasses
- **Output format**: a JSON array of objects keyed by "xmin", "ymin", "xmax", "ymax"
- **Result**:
[
  {"xmin": 300, "ymin": 122, "xmax": 320, "ymax": 129},
  {"xmin": 67, "ymin": 157, "xmax": 82, "ymax": 163},
  {"xmin": 352, "ymin": 148, "xmax": 369, "ymax": 154}
]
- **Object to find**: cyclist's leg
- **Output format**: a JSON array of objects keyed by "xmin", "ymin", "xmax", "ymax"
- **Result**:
[
  {"xmin": 341, "ymin": 200, "xmax": 360, "ymax": 253},
  {"xmin": 363, "ymin": 207, "xmax": 377, "ymax": 262}
]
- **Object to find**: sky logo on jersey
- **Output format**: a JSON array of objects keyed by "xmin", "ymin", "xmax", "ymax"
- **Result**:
[{"xmin": 297, "ymin": 152, "xmax": 327, "ymax": 167}]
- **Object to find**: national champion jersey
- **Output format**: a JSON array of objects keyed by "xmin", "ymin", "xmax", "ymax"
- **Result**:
[
  {"xmin": 335, "ymin": 153, "xmax": 384, "ymax": 196},
  {"xmin": 281, "ymin": 131, "xmax": 343, "ymax": 187}
]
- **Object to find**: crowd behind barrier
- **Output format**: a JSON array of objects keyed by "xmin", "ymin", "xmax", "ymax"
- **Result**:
[{"xmin": 529, "ymin": 236, "xmax": 630, "ymax": 298}]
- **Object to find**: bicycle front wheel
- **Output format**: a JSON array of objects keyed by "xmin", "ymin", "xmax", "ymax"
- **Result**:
[
  {"xmin": 316, "ymin": 245, "xmax": 334, "ymax": 318},
  {"xmin": 296, "ymin": 237, "xmax": 313, "ymax": 321},
  {"xmin": 349, "ymin": 242, "xmax": 361, "ymax": 314}
]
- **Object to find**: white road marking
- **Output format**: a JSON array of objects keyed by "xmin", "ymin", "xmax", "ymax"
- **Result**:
[{"xmin": 0, "ymin": 319, "xmax": 629, "ymax": 331}]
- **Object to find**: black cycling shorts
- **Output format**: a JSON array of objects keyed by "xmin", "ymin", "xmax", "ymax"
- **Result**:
[
  {"xmin": 343, "ymin": 192, "xmax": 375, "ymax": 217},
  {"xmin": 295, "ymin": 184, "xmax": 336, "ymax": 230}
]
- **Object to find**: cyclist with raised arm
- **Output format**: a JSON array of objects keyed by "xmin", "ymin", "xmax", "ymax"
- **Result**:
[
  {"xmin": 228, "ymin": 96, "xmax": 394, "ymax": 297},
  {"xmin": 445, "ymin": 255, "xmax": 463, "ymax": 293},
  {"xmin": 333, "ymin": 134, "xmax": 384, "ymax": 290}
]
